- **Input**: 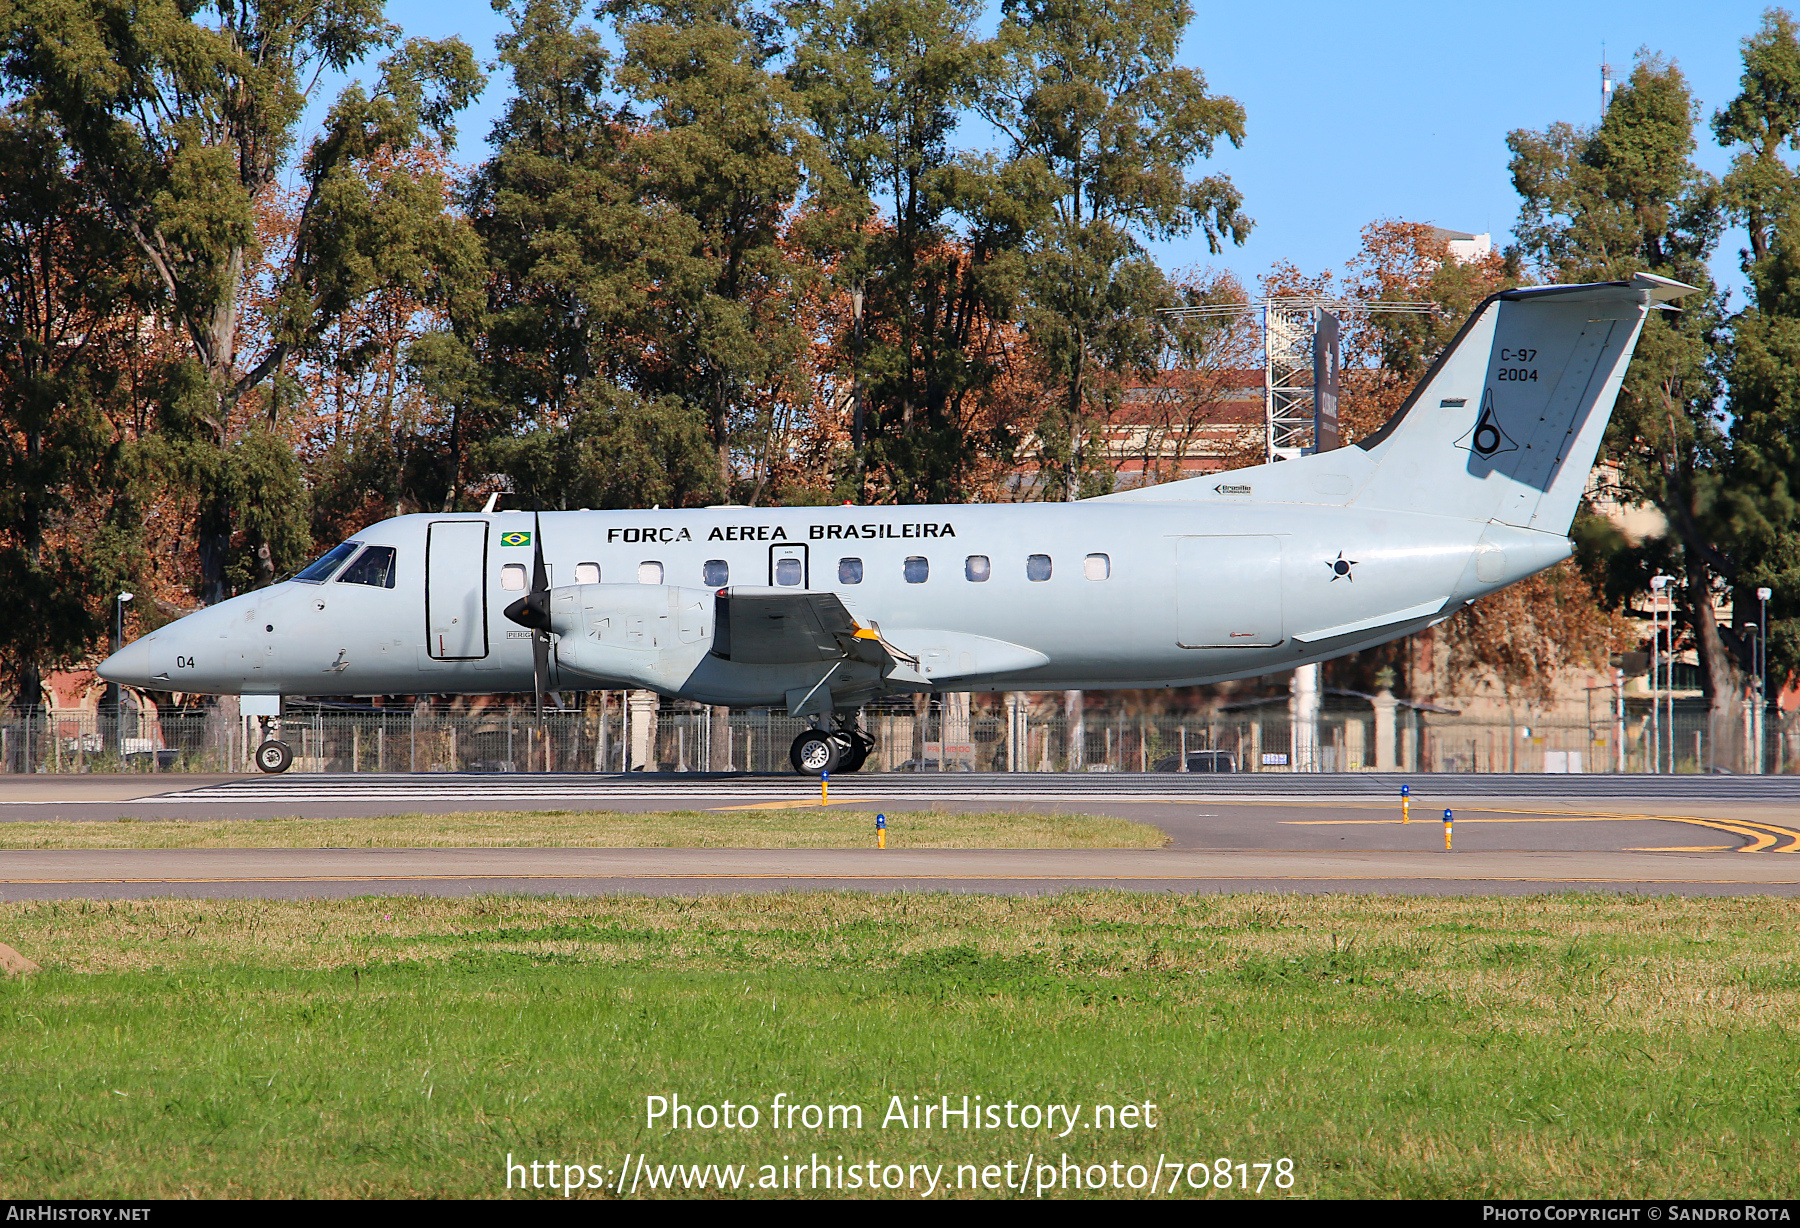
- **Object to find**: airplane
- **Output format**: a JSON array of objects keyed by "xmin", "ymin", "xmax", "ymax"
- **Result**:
[{"xmin": 99, "ymin": 272, "xmax": 1695, "ymax": 775}]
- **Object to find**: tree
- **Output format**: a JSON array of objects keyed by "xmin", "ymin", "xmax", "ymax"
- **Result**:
[
  {"xmin": 1336, "ymin": 220, "xmax": 1514, "ymax": 444},
  {"xmin": 254, "ymin": 147, "xmax": 473, "ymax": 540},
  {"xmin": 980, "ymin": 0, "xmax": 1249, "ymax": 500},
  {"xmin": 0, "ymin": 107, "xmax": 143, "ymax": 712},
  {"xmin": 786, "ymin": 0, "xmax": 1034, "ymax": 503},
  {"xmin": 456, "ymin": 0, "xmax": 817, "ymax": 509},
  {"xmin": 606, "ymin": 0, "xmax": 819, "ymax": 499},
  {"xmin": 1442, "ymin": 562, "xmax": 1632, "ymax": 704},
  {"xmin": 0, "ymin": 0, "xmax": 482, "ymax": 601},
  {"xmin": 1507, "ymin": 54, "xmax": 1744, "ymax": 765},
  {"xmin": 441, "ymin": 0, "xmax": 724, "ymax": 512},
  {"xmin": 1103, "ymin": 267, "xmax": 1258, "ymax": 487},
  {"xmin": 1714, "ymin": 8, "xmax": 1800, "ymax": 704}
]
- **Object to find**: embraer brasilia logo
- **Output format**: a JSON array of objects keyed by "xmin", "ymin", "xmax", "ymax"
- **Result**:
[{"xmin": 1454, "ymin": 389, "xmax": 1517, "ymax": 458}]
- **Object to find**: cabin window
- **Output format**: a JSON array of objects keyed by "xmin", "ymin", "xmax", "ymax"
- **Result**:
[
  {"xmin": 1027, "ymin": 553, "xmax": 1052, "ymax": 582},
  {"xmin": 293, "ymin": 540, "xmax": 361, "ymax": 583},
  {"xmin": 838, "ymin": 557, "xmax": 863, "ymax": 584},
  {"xmin": 575, "ymin": 562, "xmax": 601, "ymax": 585},
  {"xmin": 775, "ymin": 557, "xmax": 804, "ymax": 586},
  {"xmin": 1084, "ymin": 553, "xmax": 1110, "ymax": 581},
  {"xmin": 703, "ymin": 559, "xmax": 729, "ymax": 586},
  {"xmin": 638, "ymin": 561, "xmax": 663, "ymax": 584},
  {"xmin": 500, "ymin": 563, "xmax": 527, "ymax": 592},
  {"xmin": 965, "ymin": 554, "xmax": 991, "ymax": 582},
  {"xmin": 904, "ymin": 556, "xmax": 929, "ymax": 584},
  {"xmin": 336, "ymin": 545, "xmax": 397, "ymax": 589}
]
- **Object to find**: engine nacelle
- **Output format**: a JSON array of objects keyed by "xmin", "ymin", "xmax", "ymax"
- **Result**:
[
  {"xmin": 547, "ymin": 583, "xmax": 716, "ymax": 692},
  {"xmin": 547, "ymin": 583, "xmax": 890, "ymax": 708}
]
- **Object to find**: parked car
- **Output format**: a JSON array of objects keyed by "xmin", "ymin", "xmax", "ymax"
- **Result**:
[
  {"xmin": 1152, "ymin": 750, "xmax": 1237, "ymax": 773},
  {"xmin": 893, "ymin": 758, "xmax": 975, "ymax": 772}
]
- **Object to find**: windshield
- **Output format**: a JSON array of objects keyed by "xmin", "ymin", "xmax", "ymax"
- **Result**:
[
  {"xmin": 293, "ymin": 540, "xmax": 362, "ymax": 583},
  {"xmin": 336, "ymin": 545, "xmax": 396, "ymax": 589}
]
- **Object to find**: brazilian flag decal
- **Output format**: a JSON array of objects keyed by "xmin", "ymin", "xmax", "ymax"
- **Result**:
[{"xmin": 500, "ymin": 531, "xmax": 531, "ymax": 548}]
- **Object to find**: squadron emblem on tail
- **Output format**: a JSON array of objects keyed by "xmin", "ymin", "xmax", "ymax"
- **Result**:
[{"xmin": 1456, "ymin": 389, "xmax": 1518, "ymax": 458}]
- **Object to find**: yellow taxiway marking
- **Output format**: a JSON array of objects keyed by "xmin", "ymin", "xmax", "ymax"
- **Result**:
[
  {"xmin": 1287, "ymin": 815, "xmax": 1662, "ymax": 824},
  {"xmin": 708, "ymin": 798, "xmax": 879, "ymax": 811},
  {"xmin": 1284, "ymin": 812, "xmax": 1800, "ymax": 853},
  {"xmin": 4, "ymin": 872, "xmax": 1800, "ymax": 886}
]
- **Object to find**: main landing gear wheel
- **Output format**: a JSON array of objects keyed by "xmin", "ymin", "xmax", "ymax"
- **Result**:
[
  {"xmin": 832, "ymin": 731, "xmax": 871, "ymax": 773},
  {"xmin": 789, "ymin": 730, "xmax": 841, "ymax": 776},
  {"xmin": 254, "ymin": 740, "xmax": 293, "ymax": 774}
]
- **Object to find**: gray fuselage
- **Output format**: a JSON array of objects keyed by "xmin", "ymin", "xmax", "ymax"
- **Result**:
[{"xmin": 105, "ymin": 500, "xmax": 1563, "ymax": 702}]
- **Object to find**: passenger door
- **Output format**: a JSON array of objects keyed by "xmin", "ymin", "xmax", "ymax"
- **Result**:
[{"xmin": 426, "ymin": 520, "xmax": 489, "ymax": 659}]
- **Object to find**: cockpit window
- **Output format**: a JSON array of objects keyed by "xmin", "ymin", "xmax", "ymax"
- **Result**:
[
  {"xmin": 293, "ymin": 540, "xmax": 361, "ymax": 583},
  {"xmin": 336, "ymin": 545, "xmax": 397, "ymax": 589}
]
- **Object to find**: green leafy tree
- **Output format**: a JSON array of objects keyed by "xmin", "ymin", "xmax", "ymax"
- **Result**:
[
  {"xmin": 0, "ymin": 0, "xmax": 482, "ymax": 601},
  {"xmin": 1714, "ymin": 8, "xmax": 1800, "ymax": 702},
  {"xmin": 1507, "ymin": 54, "xmax": 1746, "ymax": 765},
  {"xmin": 606, "ymin": 0, "xmax": 818, "ymax": 499},
  {"xmin": 456, "ymin": 0, "xmax": 815, "ymax": 508},
  {"xmin": 0, "ymin": 108, "xmax": 142, "ymax": 712},
  {"xmin": 785, "ymin": 0, "xmax": 1031, "ymax": 503},
  {"xmin": 979, "ymin": 0, "xmax": 1249, "ymax": 500},
  {"xmin": 439, "ymin": 0, "xmax": 723, "ymax": 511}
]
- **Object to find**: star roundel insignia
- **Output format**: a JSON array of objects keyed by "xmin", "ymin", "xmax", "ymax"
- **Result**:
[{"xmin": 1326, "ymin": 551, "xmax": 1358, "ymax": 582}]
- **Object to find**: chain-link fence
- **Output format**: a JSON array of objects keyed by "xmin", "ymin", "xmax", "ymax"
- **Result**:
[{"xmin": 3, "ymin": 700, "xmax": 1794, "ymax": 774}]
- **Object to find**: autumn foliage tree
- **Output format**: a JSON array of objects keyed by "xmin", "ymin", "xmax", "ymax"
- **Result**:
[{"xmin": 0, "ymin": 0, "xmax": 482, "ymax": 602}]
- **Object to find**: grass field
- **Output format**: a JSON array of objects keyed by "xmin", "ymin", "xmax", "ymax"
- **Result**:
[
  {"xmin": 0, "ymin": 807, "xmax": 1167, "ymax": 851},
  {"xmin": 2, "ymin": 890, "xmax": 1797, "ymax": 1199}
]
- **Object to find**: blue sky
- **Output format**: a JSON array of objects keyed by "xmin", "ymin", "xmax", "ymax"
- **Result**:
[{"xmin": 359, "ymin": 0, "xmax": 1782, "ymax": 304}]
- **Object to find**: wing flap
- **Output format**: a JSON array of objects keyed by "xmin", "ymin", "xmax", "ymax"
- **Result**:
[{"xmin": 713, "ymin": 587, "xmax": 863, "ymax": 665}]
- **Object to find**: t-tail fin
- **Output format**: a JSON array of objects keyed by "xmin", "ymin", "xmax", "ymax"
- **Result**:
[
  {"xmin": 1097, "ymin": 272, "xmax": 1698, "ymax": 536},
  {"xmin": 1348, "ymin": 273, "xmax": 1694, "ymax": 531}
]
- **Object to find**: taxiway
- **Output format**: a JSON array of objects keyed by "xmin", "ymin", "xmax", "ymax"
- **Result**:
[{"xmin": 1, "ymin": 772, "xmax": 1796, "ymax": 899}]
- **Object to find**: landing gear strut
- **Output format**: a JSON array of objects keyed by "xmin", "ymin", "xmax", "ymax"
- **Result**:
[{"xmin": 831, "ymin": 728, "xmax": 872, "ymax": 772}]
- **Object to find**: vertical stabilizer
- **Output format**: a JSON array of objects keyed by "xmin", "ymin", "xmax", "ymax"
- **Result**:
[
  {"xmin": 1094, "ymin": 273, "xmax": 1697, "ymax": 534},
  {"xmin": 1348, "ymin": 273, "xmax": 1694, "ymax": 531}
]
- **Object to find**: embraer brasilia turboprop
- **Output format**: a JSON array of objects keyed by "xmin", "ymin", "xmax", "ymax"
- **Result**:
[{"xmin": 99, "ymin": 273, "xmax": 1694, "ymax": 774}]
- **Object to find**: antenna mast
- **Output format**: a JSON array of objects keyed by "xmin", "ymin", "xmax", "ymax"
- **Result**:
[{"xmin": 1600, "ymin": 43, "xmax": 1614, "ymax": 119}]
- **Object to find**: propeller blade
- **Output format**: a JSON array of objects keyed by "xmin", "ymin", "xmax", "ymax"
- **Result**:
[
  {"xmin": 532, "ymin": 626, "xmax": 548, "ymax": 719},
  {"xmin": 531, "ymin": 508, "xmax": 548, "ymax": 594},
  {"xmin": 500, "ymin": 506, "xmax": 555, "ymax": 726},
  {"xmin": 531, "ymin": 508, "xmax": 548, "ymax": 720}
]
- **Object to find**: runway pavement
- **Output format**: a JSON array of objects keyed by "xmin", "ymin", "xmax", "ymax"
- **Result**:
[
  {"xmin": 2, "ymin": 772, "xmax": 1798, "ymax": 899},
  {"xmin": 10, "ymin": 769, "xmax": 1800, "ymax": 815}
]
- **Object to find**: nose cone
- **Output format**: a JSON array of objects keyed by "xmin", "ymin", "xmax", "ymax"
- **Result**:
[{"xmin": 97, "ymin": 637, "xmax": 154, "ymax": 688}]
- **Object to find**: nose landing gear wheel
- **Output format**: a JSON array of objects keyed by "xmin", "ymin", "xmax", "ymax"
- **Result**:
[
  {"xmin": 254, "ymin": 740, "xmax": 293, "ymax": 774},
  {"xmin": 789, "ymin": 730, "xmax": 842, "ymax": 776}
]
